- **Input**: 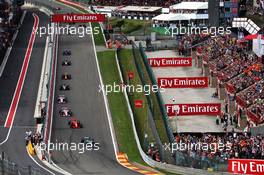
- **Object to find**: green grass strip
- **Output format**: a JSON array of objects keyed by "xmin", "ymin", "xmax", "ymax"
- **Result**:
[{"xmin": 97, "ymin": 50, "xmax": 145, "ymax": 164}]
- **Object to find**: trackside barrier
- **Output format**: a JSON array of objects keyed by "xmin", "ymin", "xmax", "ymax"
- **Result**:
[
  {"xmin": 138, "ymin": 42, "xmax": 175, "ymax": 142},
  {"xmin": 34, "ymin": 36, "xmax": 50, "ymax": 121},
  {"xmin": 24, "ymin": 1, "xmax": 58, "ymax": 163},
  {"xmin": 0, "ymin": 151, "xmax": 42, "ymax": 175}
]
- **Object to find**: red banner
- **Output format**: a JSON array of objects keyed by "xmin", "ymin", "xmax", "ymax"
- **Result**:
[
  {"xmin": 51, "ymin": 14, "xmax": 105, "ymax": 23},
  {"xmin": 228, "ymin": 159, "xmax": 264, "ymax": 174},
  {"xmin": 165, "ymin": 103, "xmax": 221, "ymax": 116},
  {"xmin": 148, "ymin": 57, "xmax": 192, "ymax": 67},
  {"xmin": 158, "ymin": 77, "xmax": 208, "ymax": 88}
]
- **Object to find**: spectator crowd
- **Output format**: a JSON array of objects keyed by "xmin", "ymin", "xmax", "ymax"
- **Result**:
[
  {"xmin": 92, "ymin": 0, "xmax": 207, "ymax": 7},
  {"xmin": 174, "ymin": 133, "xmax": 264, "ymax": 161},
  {"xmin": 182, "ymin": 32, "xmax": 264, "ymax": 126}
]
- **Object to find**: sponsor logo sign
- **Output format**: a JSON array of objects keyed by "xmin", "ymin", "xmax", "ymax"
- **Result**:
[
  {"xmin": 51, "ymin": 14, "xmax": 105, "ymax": 23},
  {"xmin": 148, "ymin": 57, "xmax": 192, "ymax": 67},
  {"xmin": 228, "ymin": 159, "xmax": 264, "ymax": 175},
  {"xmin": 158, "ymin": 77, "xmax": 208, "ymax": 88},
  {"xmin": 165, "ymin": 103, "xmax": 221, "ymax": 116},
  {"xmin": 134, "ymin": 100, "xmax": 143, "ymax": 108}
]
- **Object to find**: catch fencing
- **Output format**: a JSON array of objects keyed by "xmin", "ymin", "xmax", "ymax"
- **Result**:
[
  {"xmin": 0, "ymin": 152, "xmax": 42, "ymax": 175},
  {"xmin": 138, "ymin": 42, "xmax": 175, "ymax": 143}
]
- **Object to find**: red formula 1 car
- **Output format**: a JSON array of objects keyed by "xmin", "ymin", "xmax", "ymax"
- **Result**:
[{"xmin": 68, "ymin": 118, "xmax": 83, "ymax": 129}]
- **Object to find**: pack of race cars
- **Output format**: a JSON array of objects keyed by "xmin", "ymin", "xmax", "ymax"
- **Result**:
[{"xmin": 58, "ymin": 49, "xmax": 82, "ymax": 129}]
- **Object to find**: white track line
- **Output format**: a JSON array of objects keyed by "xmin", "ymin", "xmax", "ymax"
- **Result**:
[
  {"xmin": 90, "ymin": 22, "xmax": 119, "ymax": 156},
  {"xmin": 26, "ymin": 147, "xmax": 56, "ymax": 175},
  {"xmin": 0, "ymin": 13, "xmax": 39, "ymax": 145}
]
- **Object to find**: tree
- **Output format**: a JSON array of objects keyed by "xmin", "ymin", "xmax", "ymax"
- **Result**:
[{"xmin": 116, "ymin": 20, "xmax": 125, "ymax": 31}]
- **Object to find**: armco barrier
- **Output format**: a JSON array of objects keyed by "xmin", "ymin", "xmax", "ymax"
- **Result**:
[
  {"xmin": 44, "ymin": 23, "xmax": 58, "ymax": 144},
  {"xmin": 138, "ymin": 42, "xmax": 174, "ymax": 143},
  {"xmin": 24, "ymin": 1, "xmax": 58, "ymax": 160}
]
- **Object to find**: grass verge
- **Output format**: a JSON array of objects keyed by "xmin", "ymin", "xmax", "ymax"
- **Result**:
[
  {"xmin": 97, "ymin": 50, "xmax": 145, "ymax": 164},
  {"xmin": 109, "ymin": 17, "xmax": 152, "ymax": 35},
  {"xmin": 117, "ymin": 49, "xmax": 155, "ymax": 144},
  {"xmin": 91, "ymin": 22, "xmax": 106, "ymax": 46},
  {"xmin": 134, "ymin": 47, "xmax": 169, "ymax": 144},
  {"xmin": 118, "ymin": 49, "xmax": 169, "ymax": 144}
]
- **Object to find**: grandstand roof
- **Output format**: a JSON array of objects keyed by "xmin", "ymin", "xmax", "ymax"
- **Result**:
[
  {"xmin": 162, "ymin": 8, "xmax": 170, "ymax": 14},
  {"xmin": 93, "ymin": 6, "xmax": 118, "ymax": 12},
  {"xmin": 170, "ymin": 2, "xmax": 208, "ymax": 10},
  {"xmin": 118, "ymin": 6, "xmax": 162, "ymax": 12},
  {"xmin": 152, "ymin": 13, "xmax": 208, "ymax": 21}
]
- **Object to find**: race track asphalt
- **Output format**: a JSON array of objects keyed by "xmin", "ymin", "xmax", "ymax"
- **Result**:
[
  {"xmin": 51, "ymin": 27, "xmax": 139, "ymax": 175},
  {"xmin": 0, "ymin": 10, "xmax": 61, "ymax": 175}
]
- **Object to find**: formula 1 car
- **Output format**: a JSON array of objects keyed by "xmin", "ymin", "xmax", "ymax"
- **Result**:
[
  {"xmin": 57, "ymin": 95, "xmax": 67, "ymax": 104},
  {"xmin": 59, "ymin": 107, "xmax": 72, "ymax": 117},
  {"xmin": 63, "ymin": 49, "xmax": 71, "ymax": 56},
  {"xmin": 62, "ymin": 60, "xmax": 72, "ymax": 66},
  {"xmin": 68, "ymin": 118, "xmax": 83, "ymax": 129},
  {"xmin": 62, "ymin": 73, "xmax": 72, "ymax": 80},
  {"xmin": 81, "ymin": 137, "xmax": 95, "ymax": 145},
  {"xmin": 59, "ymin": 84, "xmax": 70, "ymax": 91}
]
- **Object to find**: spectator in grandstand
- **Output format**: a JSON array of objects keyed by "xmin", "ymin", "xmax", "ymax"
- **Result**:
[
  {"xmin": 147, "ymin": 143, "xmax": 161, "ymax": 162},
  {"xmin": 174, "ymin": 132, "xmax": 264, "ymax": 161},
  {"xmin": 237, "ymin": 81, "xmax": 264, "ymax": 108}
]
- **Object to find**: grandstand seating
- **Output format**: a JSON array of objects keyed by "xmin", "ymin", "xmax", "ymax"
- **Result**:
[
  {"xmin": 186, "ymin": 34, "xmax": 264, "ymax": 126},
  {"xmin": 92, "ymin": 0, "xmax": 207, "ymax": 7}
]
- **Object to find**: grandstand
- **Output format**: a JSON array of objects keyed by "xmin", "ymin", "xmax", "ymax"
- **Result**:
[
  {"xmin": 152, "ymin": 1, "xmax": 208, "ymax": 27},
  {"xmin": 190, "ymin": 33, "xmax": 264, "ymax": 130},
  {"xmin": 92, "ymin": 0, "xmax": 180, "ymax": 7},
  {"xmin": 113, "ymin": 6, "xmax": 162, "ymax": 20}
]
